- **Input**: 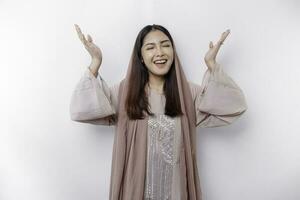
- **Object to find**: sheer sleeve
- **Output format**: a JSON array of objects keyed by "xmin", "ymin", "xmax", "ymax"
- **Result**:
[
  {"xmin": 69, "ymin": 68, "xmax": 119, "ymax": 126},
  {"xmin": 189, "ymin": 63, "xmax": 248, "ymax": 128}
]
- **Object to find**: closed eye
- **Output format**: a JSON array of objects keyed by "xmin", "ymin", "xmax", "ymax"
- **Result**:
[{"xmin": 146, "ymin": 45, "xmax": 170, "ymax": 50}]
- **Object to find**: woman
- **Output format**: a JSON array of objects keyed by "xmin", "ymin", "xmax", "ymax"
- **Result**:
[{"xmin": 70, "ymin": 24, "xmax": 247, "ymax": 200}]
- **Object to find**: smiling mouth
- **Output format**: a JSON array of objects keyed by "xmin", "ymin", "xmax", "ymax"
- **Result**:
[
  {"xmin": 153, "ymin": 59, "xmax": 167, "ymax": 67},
  {"xmin": 153, "ymin": 59, "xmax": 167, "ymax": 64}
]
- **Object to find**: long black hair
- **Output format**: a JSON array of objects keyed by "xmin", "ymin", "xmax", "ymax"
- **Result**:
[{"xmin": 125, "ymin": 24, "xmax": 183, "ymax": 119}]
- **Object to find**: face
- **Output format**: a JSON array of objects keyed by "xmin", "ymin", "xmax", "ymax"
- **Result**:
[{"xmin": 141, "ymin": 30, "xmax": 174, "ymax": 77}]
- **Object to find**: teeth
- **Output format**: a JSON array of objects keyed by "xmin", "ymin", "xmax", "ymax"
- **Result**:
[{"xmin": 154, "ymin": 59, "xmax": 167, "ymax": 64}]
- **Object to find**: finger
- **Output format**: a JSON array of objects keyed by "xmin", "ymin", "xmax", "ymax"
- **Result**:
[
  {"xmin": 215, "ymin": 30, "xmax": 229, "ymax": 48},
  {"xmin": 77, "ymin": 33, "xmax": 88, "ymax": 46},
  {"xmin": 77, "ymin": 32, "xmax": 85, "ymax": 44},
  {"xmin": 81, "ymin": 34, "xmax": 88, "ymax": 45},
  {"xmin": 74, "ymin": 24, "xmax": 85, "ymax": 43},
  {"xmin": 222, "ymin": 31, "xmax": 230, "ymax": 42},
  {"xmin": 87, "ymin": 34, "xmax": 93, "ymax": 43},
  {"xmin": 74, "ymin": 24, "xmax": 83, "ymax": 35},
  {"xmin": 215, "ymin": 38, "xmax": 224, "ymax": 52},
  {"xmin": 219, "ymin": 29, "xmax": 230, "ymax": 44},
  {"xmin": 209, "ymin": 41, "xmax": 213, "ymax": 48},
  {"xmin": 74, "ymin": 24, "xmax": 89, "ymax": 46}
]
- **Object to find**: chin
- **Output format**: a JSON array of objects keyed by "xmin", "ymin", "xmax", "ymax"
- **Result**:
[
  {"xmin": 153, "ymin": 65, "xmax": 171, "ymax": 74},
  {"xmin": 152, "ymin": 68, "xmax": 170, "ymax": 76}
]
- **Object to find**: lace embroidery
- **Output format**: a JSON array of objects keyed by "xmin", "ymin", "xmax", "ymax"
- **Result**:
[{"xmin": 144, "ymin": 114, "xmax": 176, "ymax": 200}]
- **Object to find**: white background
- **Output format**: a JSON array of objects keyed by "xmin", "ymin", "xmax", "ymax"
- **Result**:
[{"xmin": 1, "ymin": 0, "xmax": 299, "ymax": 199}]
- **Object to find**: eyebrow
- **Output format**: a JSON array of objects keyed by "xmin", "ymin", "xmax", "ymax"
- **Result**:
[{"xmin": 144, "ymin": 40, "xmax": 170, "ymax": 46}]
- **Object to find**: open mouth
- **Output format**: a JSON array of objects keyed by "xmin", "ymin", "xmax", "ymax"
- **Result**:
[{"xmin": 153, "ymin": 59, "xmax": 167, "ymax": 67}]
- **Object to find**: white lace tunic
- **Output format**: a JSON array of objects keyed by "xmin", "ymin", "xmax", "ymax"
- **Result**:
[{"xmin": 144, "ymin": 88, "xmax": 182, "ymax": 200}]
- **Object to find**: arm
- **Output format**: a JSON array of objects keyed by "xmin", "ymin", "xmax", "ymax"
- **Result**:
[
  {"xmin": 70, "ymin": 24, "xmax": 119, "ymax": 125},
  {"xmin": 69, "ymin": 68, "xmax": 119, "ymax": 126},
  {"xmin": 189, "ymin": 63, "xmax": 248, "ymax": 128}
]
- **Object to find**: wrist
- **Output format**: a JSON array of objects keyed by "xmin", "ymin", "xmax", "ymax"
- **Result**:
[
  {"xmin": 205, "ymin": 61, "xmax": 217, "ymax": 71},
  {"xmin": 91, "ymin": 57, "xmax": 101, "ymax": 65},
  {"xmin": 89, "ymin": 61, "xmax": 100, "ymax": 77},
  {"xmin": 88, "ymin": 67, "xmax": 98, "ymax": 77}
]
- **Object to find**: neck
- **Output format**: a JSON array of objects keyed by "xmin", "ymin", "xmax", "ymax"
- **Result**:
[{"xmin": 148, "ymin": 73, "xmax": 165, "ymax": 93}]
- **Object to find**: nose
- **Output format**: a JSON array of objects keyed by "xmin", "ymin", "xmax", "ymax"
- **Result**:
[{"xmin": 155, "ymin": 46, "xmax": 164, "ymax": 57}]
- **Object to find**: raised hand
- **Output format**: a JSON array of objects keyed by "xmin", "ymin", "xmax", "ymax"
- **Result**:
[
  {"xmin": 204, "ymin": 29, "xmax": 230, "ymax": 71},
  {"xmin": 74, "ymin": 24, "xmax": 103, "ymax": 66}
]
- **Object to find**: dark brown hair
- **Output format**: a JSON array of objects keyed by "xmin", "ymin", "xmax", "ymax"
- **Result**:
[{"xmin": 125, "ymin": 24, "xmax": 183, "ymax": 120}]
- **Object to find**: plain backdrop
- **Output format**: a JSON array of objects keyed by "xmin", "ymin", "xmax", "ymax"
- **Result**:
[{"xmin": 1, "ymin": 0, "xmax": 299, "ymax": 199}]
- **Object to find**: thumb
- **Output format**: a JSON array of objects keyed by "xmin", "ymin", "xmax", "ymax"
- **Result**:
[
  {"xmin": 87, "ymin": 34, "xmax": 93, "ymax": 43},
  {"xmin": 209, "ymin": 41, "xmax": 213, "ymax": 48}
]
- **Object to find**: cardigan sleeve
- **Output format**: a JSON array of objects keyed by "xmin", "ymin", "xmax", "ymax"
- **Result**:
[
  {"xmin": 69, "ymin": 68, "xmax": 119, "ymax": 126},
  {"xmin": 189, "ymin": 63, "xmax": 248, "ymax": 128}
]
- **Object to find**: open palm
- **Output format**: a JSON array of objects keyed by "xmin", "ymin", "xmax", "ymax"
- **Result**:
[
  {"xmin": 74, "ymin": 24, "xmax": 102, "ymax": 64},
  {"xmin": 204, "ymin": 29, "xmax": 230, "ymax": 71}
]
